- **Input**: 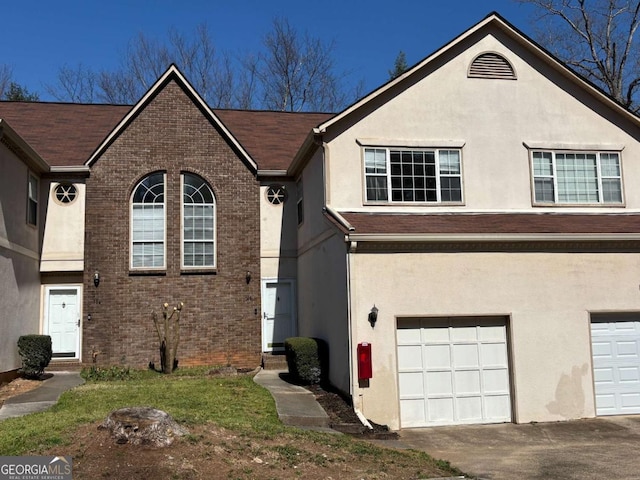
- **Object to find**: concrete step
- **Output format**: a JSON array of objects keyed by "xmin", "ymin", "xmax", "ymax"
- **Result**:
[
  {"xmin": 262, "ymin": 353, "xmax": 288, "ymax": 371},
  {"xmin": 47, "ymin": 360, "xmax": 83, "ymax": 372}
]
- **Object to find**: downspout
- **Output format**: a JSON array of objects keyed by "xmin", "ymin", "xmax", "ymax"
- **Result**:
[
  {"xmin": 321, "ymin": 131, "xmax": 371, "ymax": 430},
  {"xmin": 346, "ymin": 239, "xmax": 373, "ymax": 431}
]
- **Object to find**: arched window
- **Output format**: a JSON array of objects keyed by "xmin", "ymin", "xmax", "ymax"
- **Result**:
[
  {"xmin": 131, "ymin": 172, "xmax": 165, "ymax": 268},
  {"xmin": 182, "ymin": 173, "xmax": 215, "ymax": 268}
]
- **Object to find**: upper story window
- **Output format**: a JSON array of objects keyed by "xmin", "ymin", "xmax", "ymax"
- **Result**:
[
  {"xmin": 532, "ymin": 151, "xmax": 622, "ymax": 205},
  {"xmin": 182, "ymin": 173, "xmax": 215, "ymax": 268},
  {"xmin": 296, "ymin": 179, "xmax": 304, "ymax": 225},
  {"xmin": 364, "ymin": 148, "xmax": 463, "ymax": 203},
  {"xmin": 27, "ymin": 174, "xmax": 38, "ymax": 226},
  {"xmin": 131, "ymin": 172, "xmax": 165, "ymax": 269}
]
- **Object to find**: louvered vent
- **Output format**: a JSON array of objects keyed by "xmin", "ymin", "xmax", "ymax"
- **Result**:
[{"xmin": 468, "ymin": 52, "xmax": 516, "ymax": 80}]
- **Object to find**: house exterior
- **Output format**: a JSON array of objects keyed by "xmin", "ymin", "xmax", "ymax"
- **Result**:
[
  {"xmin": 292, "ymin": 13, "xmax": 640, "ymax": 430},
  {"xmin": 2, "ymin": 12, "xmax": 640, "ymax": 431}
]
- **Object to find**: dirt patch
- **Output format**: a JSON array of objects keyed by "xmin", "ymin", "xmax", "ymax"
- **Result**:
[
  {"xmin": 307, "ymin": 384, "xmax": 399, "ymax": 439},
  {"xmin": 0, "ymin": 377, "xmax": 43, "ymax": 407},
  {"xmin": 43, "ymin": 421, "xmax": 450, "ymax": 480}
]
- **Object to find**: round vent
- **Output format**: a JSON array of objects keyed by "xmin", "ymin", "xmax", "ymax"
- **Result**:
[{"xmin": 54, "ymin": 183, "xmax": 78, "ymax": 204}]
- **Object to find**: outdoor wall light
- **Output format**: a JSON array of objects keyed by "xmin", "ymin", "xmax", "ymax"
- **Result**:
[
  {"xmin": 246, "ymin": 271, "xmax": 252, "ymax": 284},
  {"xmin": 94, "ymin": 271, "xmax": 100, "ymax": 288},
  {"xmin": 368, "ymin": 305, "xmax": 379, "ymax": 328}
]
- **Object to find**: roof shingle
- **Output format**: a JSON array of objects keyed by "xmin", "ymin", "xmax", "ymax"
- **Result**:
[{"xmin": 0, "ymin": 101, "xmax": 332, "ymax": 170}]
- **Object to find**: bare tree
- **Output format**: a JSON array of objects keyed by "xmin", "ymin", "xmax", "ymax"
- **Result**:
[
  {"xmin": 0, "ymin": 65, "xmax": 13, "ymax": 99},
  {"xmin": 45, "ymin": 19, "xmax": 361, "ymax": 111},
  {"xmin": 519, "ymin": 0, "xmax": 640, "ymax": 112},
  {"xmin": 256, "ymin": 17, "xmax": 350, "ymax": 112},
  {"xmin": 46, "ymin": 64, "xmax": 97, "ymax": 103}
]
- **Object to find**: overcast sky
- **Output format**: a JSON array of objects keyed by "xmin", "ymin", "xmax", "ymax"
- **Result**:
[{"xmin": 4, "ymin": 0, "xmax": 536, "ymax": 102}]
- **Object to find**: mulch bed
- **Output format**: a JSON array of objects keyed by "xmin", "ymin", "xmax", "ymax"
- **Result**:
[{"xmin": 306, "ymin": 383, "xmax": 398, "ymax": 439}]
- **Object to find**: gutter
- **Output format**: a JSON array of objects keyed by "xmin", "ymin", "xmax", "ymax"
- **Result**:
[
  {"xmin": 324, "ymin": 205, "xmax": 355, "ymax": 232},
  {"xmin": 0, "ymin": 119, "xmax": 49, "ymax": 173},
  {"xmin": 257, "ymin": 169, "xmax": 289, "ymax": 178},
  {"xmin": 346, "ymin": 232, "xmax": 640, "ymax": 243}
]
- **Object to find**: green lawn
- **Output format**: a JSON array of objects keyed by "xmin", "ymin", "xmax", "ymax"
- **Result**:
[
  {"xmin": 0, "ymin": 369, "xmax": 465, "ymax": 479},
  {"xmin": 0, "ymin": 371, "xmax": 282, "ymax": 455}
]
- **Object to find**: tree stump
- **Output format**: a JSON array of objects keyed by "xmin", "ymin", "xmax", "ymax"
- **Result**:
[{"xmin": 99, "ymin": 407, "xmax": 188, "ymax": 447}]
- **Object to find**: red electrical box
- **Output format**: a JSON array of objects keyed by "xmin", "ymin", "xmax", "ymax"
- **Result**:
[{"xmin": 357, "ymin": 342, "xmax": 372, "ymax": 379}]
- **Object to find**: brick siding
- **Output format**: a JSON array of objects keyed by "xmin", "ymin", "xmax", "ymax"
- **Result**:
[{"xmin": 83, "ymin": 79, "xmax": 261, "ymax": 369}]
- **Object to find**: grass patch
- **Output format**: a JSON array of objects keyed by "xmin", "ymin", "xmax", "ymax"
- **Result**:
[
  {"xmin": 0, "ymin": 368, "xmax": 465, "ymax": 479},
  {"xmin": 0, "ymin": 373, "xmax": 281, "ymax": 455}
]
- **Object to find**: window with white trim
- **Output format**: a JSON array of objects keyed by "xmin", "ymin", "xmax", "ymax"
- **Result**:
[
  {"xmin": 364, "ymin": 148, "xmax": 463, "ymax": 203},
  {"xmin": 27, "ymin": 174, "xmax": 38, "ymax": 225},
  {"xmin": 532, "ymin": 151, "xmax": 622, "ymax": 204},
  {"xmin": 182, "ymin": 173, "xmax": 215, "ymax": 268},
  {"xmin": 131, "ymin": 172, "xmax": 165, "ymax": 269}
]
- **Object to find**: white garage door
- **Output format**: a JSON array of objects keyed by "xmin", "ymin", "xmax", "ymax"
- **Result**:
[
  {"xmin": 591, "ymin": 315, "xmax": 640, "ymax": 415},
  {"xmin": 397, "ymin": 317, "xmax": 511, "ymax": 427}
]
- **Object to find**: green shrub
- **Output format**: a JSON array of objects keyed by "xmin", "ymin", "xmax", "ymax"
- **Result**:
[
  {"xmin": 17, "ymin": 335, "xmax": 52, "ymax": 379},
  {"xmin": 285, "ymin": 337, "xmax": 321, "ymax": 384}
]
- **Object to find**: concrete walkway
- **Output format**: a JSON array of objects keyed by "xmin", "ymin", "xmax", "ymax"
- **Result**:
[
  {"xmin": 253, "ymin": 369, "xmax": 334, "ymax": 432},
  {"xmin": 0, "ymin": 372, "xmax": 84, "ymax": 420}
]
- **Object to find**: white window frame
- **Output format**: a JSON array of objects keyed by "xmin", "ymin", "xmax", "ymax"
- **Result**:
[
  {"xmin": 530, "ymin": 150, "xmax": 624, "ymax": 205},
  {"xmin": 27, "ymin": 173, "xmax": 38, "ymax": 226},
  {"xmin": 363, "ymin": 147, "xmax": 464, "ymax": 204},
  {"xmin": 181, "ymin": 173, "xmax": 216, "ymax": 269},
  {"xmin": 130, "ymin": 172, "xmax": 166, "ymax": 270}
]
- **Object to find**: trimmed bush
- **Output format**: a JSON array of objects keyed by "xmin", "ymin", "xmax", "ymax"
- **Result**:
[
  {"xmin": 17, "ymin": 335, "xmax": 52, "ymax": 379},
  {"xmin": 285, "ymin": 337, "xmax": 321, "ymax": 384}
]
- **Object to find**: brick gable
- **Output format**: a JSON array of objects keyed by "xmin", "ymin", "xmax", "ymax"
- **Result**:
[{"xmin": 83, "ymin": 80, "xmax": 261, "ymax": 368}]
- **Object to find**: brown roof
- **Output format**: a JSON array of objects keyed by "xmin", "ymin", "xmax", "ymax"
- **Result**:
[
  {"xmin": 0, "ymin": 101, "xmax": 332, "ymax": 170},
  {"xmin": 338, "ymin": 212, "xmax": 640, "ymax": 236},
  {"xmin": 215, "ymin": 110, "xmax": 333, "ymax": 171},
  {"xmin": 0, "ymin": 101, "xmax": 131, "ymax": 167}
]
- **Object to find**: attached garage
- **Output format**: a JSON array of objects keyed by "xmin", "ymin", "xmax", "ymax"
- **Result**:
[
  {"xmin": 397, "ymin": 317, "xmax": 512, "ymax": 427},
  {"xmin": 591, "ymin": 314, "xmax": 640, "ymax": 416}
]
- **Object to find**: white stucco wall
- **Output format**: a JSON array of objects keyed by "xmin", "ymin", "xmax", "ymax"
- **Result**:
[
  {"xmin": 260, "ymin": 180, "xmax": 298, "ymax": 280},
  {"xmin": 348, "ymin": 250, "xmax": 640, "ymax": 430},
  {"xmin": 41, "ymin": 182, "xmax": 86, "ymax": 272},
  {"xmin": 325, "ymin": 29, "xmax": 640, "ymax": 213}
]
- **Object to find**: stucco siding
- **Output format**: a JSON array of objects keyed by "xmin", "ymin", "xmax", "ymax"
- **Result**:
[
  {"xmin": 41, "ymin": 182, "xmax": 86, "ymax": 272},
  {"xmin": 325, "ymin": 29, "xmax": 640, "ymax": 213},
  {"xmin": 0, "ymin": 143, "xmax": 42, "ymax": 373},
  {"xmin": 298, "ymin": 232, "xmax": 350, "ymax": 393},
  {"xmin": 260, "ymin": 180, "xmax": 297, "ymax": 279},
  {"xmin": 348, "ymin": 249, "xmax": 640, "ymax": 429}
]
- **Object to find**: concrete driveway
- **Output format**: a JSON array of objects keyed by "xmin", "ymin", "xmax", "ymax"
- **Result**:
[{"xmin": 375, "ymin": 416, "xmax": 640, "ymax": 479}]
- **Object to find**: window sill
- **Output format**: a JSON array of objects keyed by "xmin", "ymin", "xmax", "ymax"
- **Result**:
[
  {"xmin": 129, "ymin": 269, "xmax": 166, "ymax": 276},
  {"xmin": 532, "ymin": 202, "xmax": 626, "ymax": 208},
  {"xmin": 181, "ymin": 268, "xmax": 217, "ymax": 275},
  {"xmin": 363, "ymin": 201, "xmax": 466, "ymax": 207}
]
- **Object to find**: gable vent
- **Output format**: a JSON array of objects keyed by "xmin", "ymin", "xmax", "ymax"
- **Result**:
[{"xmin": 468, "ymin": 52, "xmax": 516, "ymax": 80}]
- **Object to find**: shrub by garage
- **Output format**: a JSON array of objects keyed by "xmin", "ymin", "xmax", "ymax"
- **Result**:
[{"xmin": 285, "ymin": 337, "xmax": 323, "ymax": 384}]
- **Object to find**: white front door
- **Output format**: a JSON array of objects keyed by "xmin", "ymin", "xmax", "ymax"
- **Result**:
[
  {"xmin": 397, "ymin": 317, "xmax": 511, "ymax": 427},
  {"xmin": 45, "ymin": 287, "xmax": 81, "ymax": 359},
  {"xmin": 591, "ymin": 315, "xmax": 640, "ymax": 415},
  {"xmin": 262, "ymin": 280, "xmax": 296, "ymax": 352}
]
